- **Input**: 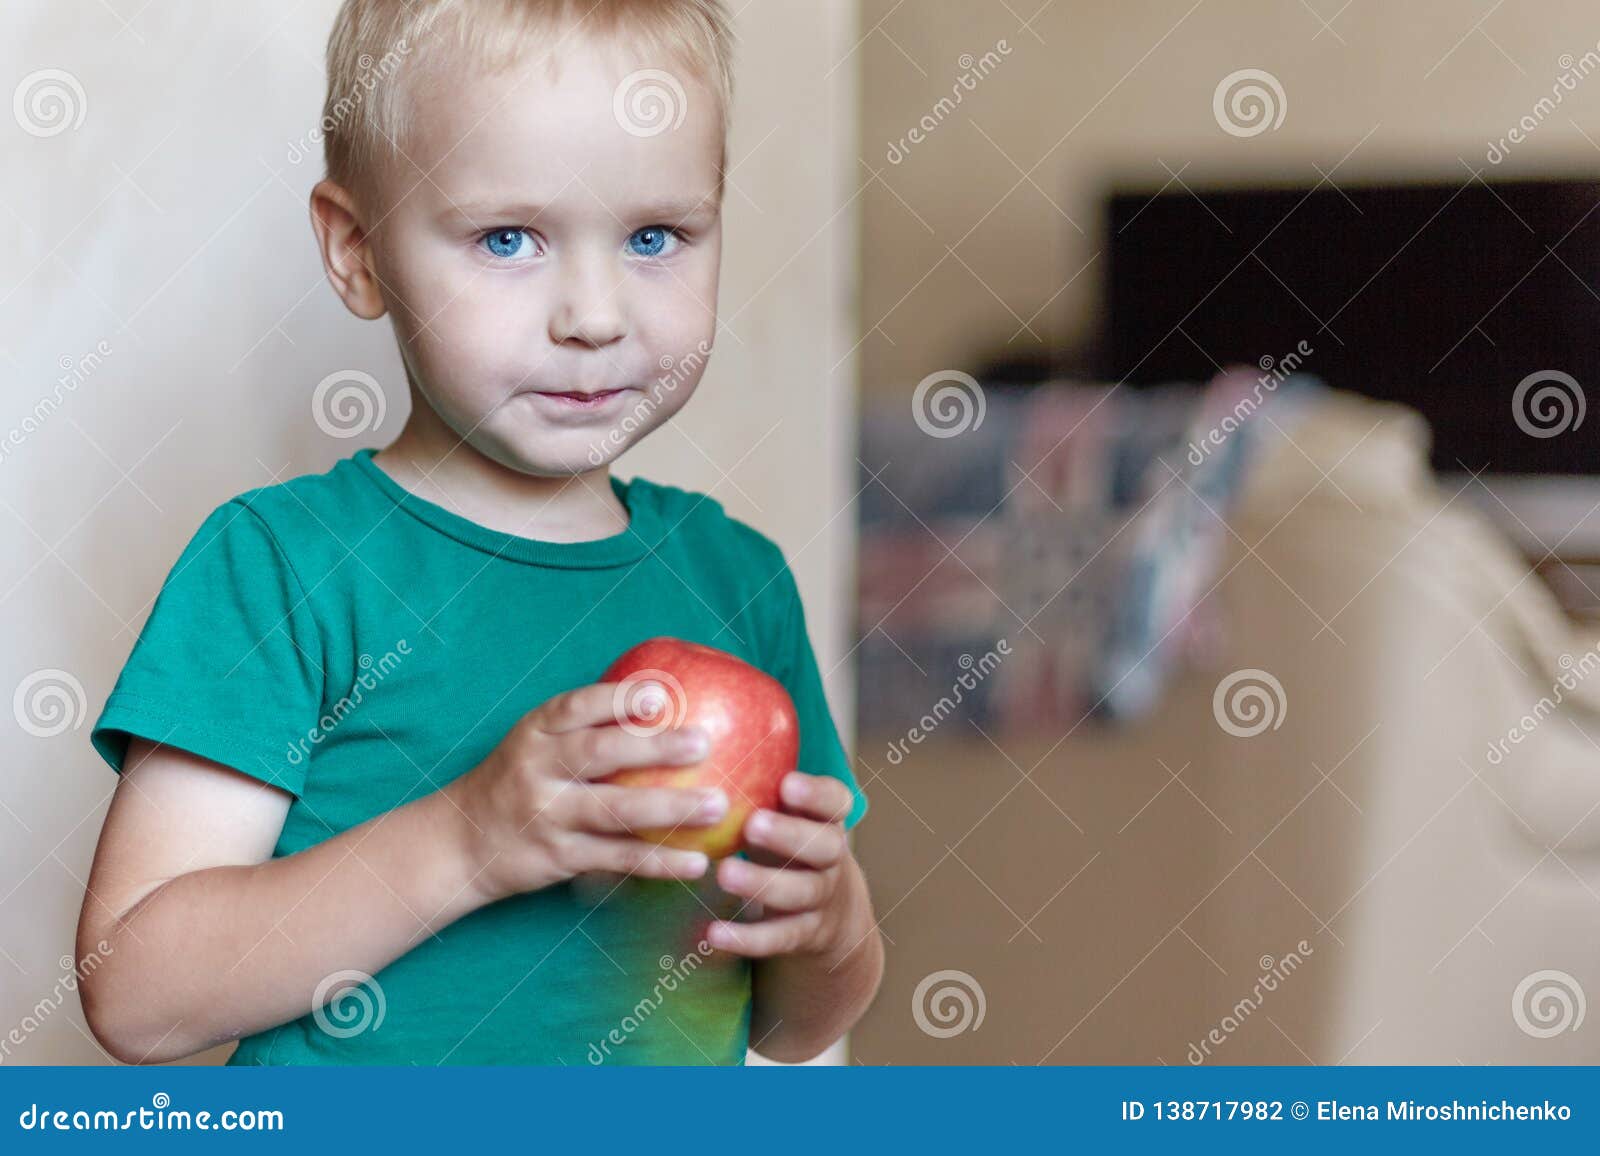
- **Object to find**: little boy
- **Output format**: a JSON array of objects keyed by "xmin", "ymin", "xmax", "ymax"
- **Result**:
[{"xmin": 78, "ymin": 0, "xmax": 880, "ymax": 1066}]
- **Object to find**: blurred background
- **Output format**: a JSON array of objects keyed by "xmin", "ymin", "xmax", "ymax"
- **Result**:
[{"xmin": 5, "ymin": 0, "xmax": 1600, "ymax": 1065}]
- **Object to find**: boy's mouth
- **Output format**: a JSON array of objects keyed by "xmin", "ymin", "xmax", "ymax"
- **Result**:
[{"xmin": 523, "ymin": 387, "xmax": 634, "ymax": 414}]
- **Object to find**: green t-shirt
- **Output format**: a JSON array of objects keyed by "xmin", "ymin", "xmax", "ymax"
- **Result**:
[{"xmin": 89, "ymin": 447, "xmax": 866, "ymax": 1066}]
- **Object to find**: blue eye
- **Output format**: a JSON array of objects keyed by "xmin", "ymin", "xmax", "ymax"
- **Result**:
[
  {"xmin": 482, "ymin": 229, "xmax": 533, "ymax": 259},
  {"xmin": 627, "ymin": 226, "xmax": 680, "ymax": 259}
]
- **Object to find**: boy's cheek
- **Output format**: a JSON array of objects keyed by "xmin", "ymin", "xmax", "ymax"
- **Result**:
[{"xmin": 398, "ymin": 310, "xmax": 535, "ymax": 411}]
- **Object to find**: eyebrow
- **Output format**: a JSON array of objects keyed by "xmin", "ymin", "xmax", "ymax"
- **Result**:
[{"xmin": 444, "ymin": 194, "xmax": 719, "ymax": 225}]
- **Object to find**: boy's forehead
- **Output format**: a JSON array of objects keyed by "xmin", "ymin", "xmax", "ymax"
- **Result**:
[{"xmin": 398, "ymin": 38, "xmax": 723, "ymax": 213}]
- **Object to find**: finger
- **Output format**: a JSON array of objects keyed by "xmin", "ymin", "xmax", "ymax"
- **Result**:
[
  {"xmin": 705, "ymin": 911, "xmax": 823, "ymax": 958},
  {"xmin": 569, "ymin": 783, "xmax": 728, "ymax": 834},
  {"xmin": 572, "ymin": 835, "xmax": 709, "ymax": 881},
  {"xmin": 777, "ymin": 772, "xmax": 855, "ymax": 824},
  {"xmin": 556, "ymin": 725, "xmax": 710, "ymax": 780},
  {"xmin": 741, "ymin": 809, "xmax": 847, "ymax": 869},
  {"xmin": 716, "ymin": 855, "xmax": 833, "ymax": 912},
  {"xmin": 526, "ymin": 682, "xmax": 626, "ymax": 734}
]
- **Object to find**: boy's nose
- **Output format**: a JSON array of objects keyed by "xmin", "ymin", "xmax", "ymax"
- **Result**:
[{"xmin": 549, "ymin": 255, "xmax": 626, "ymax": 349}]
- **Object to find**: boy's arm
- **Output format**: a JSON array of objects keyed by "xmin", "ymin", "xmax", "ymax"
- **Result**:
[
  {"xmin": 748, "ymin": 854, "xmax": 883, "ymax": 1062},
  {"xmin": 77, "ymin": 737, "xmax": 492, "ymax": 1064},
  {"xmin": 79, "ymin": 690, "xmax": 718, "ymax": 1064},
  {"xmin": 707, "ymin": 772, "xmax": 884, "ymax": 1063}
]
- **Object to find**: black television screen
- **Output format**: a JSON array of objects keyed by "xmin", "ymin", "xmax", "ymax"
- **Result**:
[{"xmin": 1103, "ymin": 178, "xmax": 1600, "ymax": 476}]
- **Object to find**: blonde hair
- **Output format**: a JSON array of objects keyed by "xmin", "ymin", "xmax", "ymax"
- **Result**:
[{"xmin": 321, "ymin": 0, "xmax": 736, "ymax": 210}]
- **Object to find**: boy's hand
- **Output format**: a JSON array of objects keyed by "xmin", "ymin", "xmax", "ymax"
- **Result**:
[
  {"xmin": 706, "ymin": 772, "xmax": 862, "ymax": 961},
  {"xmin": 446, "ymin": 682, "xmax": 727, "ymax": 903}
]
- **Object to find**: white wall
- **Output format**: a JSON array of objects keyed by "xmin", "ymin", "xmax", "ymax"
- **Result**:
[{"xmin": 0, "ymin": 0, "xmax": 859, "ymax": 1065}]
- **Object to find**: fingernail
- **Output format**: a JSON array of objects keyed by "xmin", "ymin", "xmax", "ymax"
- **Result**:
[
  {"xmin": 682, "ymin": 852, "xmax": 709, "ymax": 875},
  {"xmin": 695, "ymin": 789, "xmax": 727, "ymax": 820}
]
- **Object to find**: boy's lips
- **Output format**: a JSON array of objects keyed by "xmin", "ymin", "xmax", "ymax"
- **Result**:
[{"xmin": 519, "ymin": 386, "xmax": 635, "ymax": 415}]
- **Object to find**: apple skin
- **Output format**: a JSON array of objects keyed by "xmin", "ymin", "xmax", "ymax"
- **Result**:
[{"xmin": 599, "ymin": 637, "xmax": 798, "ymax": 859}]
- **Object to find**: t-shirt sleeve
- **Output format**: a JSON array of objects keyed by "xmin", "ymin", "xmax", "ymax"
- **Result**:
[
  {"xmin": 747, "ymin": 536, "xmax": 868, "ymax": 832},
  {"xmin": 89, "ymin": 498, "xmax": 325, "ymax": 799}
]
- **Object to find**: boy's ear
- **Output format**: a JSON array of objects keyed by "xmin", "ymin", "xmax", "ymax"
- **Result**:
[{"xmin": 309, "ymin": 179, "xmax": 387, "ymax": 320}]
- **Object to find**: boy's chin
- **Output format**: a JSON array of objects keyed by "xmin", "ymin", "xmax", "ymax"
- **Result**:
[{"xmin": 472, "ymin": 428, "xmax": 636, "ymax": 478}]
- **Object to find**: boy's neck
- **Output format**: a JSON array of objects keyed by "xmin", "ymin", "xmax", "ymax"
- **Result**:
[{"xmin": 371, "ymin": 404, "xmax": 630, "ymax": 545}]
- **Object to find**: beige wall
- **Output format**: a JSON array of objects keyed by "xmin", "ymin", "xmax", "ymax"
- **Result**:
[
  {"xmin": 0, "ymin": 0, "xmax": 859, "ymax": 1065},
  {"xmin": 860, "ymin": 0, "xmax": 1600, "ymax": 392}
]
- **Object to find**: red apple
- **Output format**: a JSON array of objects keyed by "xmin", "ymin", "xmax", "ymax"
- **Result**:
[{"xmin": 599, "ymin": 637, "xmax": 798, "ymax": 859}]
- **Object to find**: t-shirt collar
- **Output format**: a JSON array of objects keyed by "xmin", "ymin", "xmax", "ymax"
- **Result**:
[{"xmin": 349, "ymin": 446, "xmax": 664, "ymax": 569}]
